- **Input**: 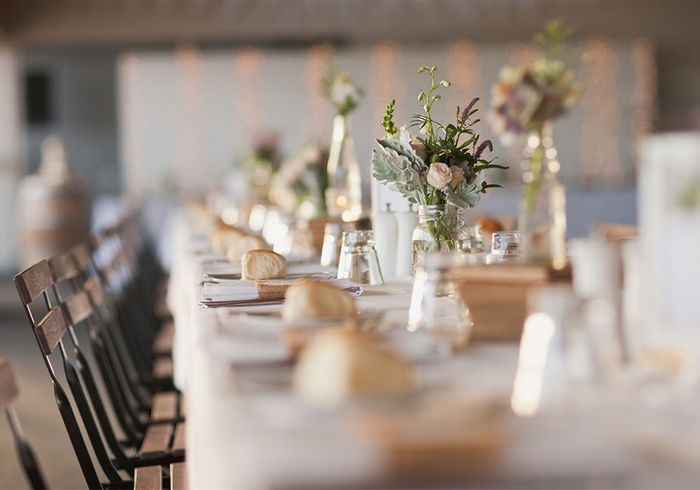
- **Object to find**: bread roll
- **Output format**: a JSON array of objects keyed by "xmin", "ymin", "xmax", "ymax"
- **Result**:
[
  {"xmin": 294, "ymin": 329, "xmax": 414, "ymax": 406},
  {"xmin": 226, "ymin": 234, "xmax": 270, "ymax": 262},
  {"xmin": 211, "ymin": 224, "xmax": 246, "ymax": 253},
  {"xmin": 241, "ymin": 250, "xmax": 287, "ymax": 281},
  {"xmin": 284, "ymin": 322, "xmax": 355, "ymax": 358},
  {"xmin": 282, "ymin": 280, "xmax": 357, "ymax": 323},
  {"xmin": 476, "ymin": 218, "xmax": 505, "ymax": 239}
]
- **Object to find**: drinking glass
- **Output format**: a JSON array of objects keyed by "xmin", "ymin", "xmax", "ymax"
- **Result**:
[
  {"xmin": 337, "ymin": 230, "xmax": 384, "ymax": 285},
  {"xmin": 407, "ymin": 251, "xmax": 474, "ymax": 347},
  {"xmin": 487, "ymin": 230, "xmax": 521, "ymax": 263}
]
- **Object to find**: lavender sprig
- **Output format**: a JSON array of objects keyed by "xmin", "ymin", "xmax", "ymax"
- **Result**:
[
  {"xmin": 459, "ymin": 97, "xmax": 480, "ymax": 124},
  {"xmin": 475, "ymin": 139, "xmax": 493, "ymax": 160}
]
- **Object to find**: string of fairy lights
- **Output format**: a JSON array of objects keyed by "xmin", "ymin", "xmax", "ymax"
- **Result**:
[
  {"xmin": 303, "ymin": 44, "xmax": 333, "ymax": 139},
  {"xmin": 370, "ymin": 42, "xmax": 404, "ymax": 138},
  {"xmin": 234, "ymin": 47, "xmax": 263, "ymax": 141},
  {"xmin": 117, "ymin": 54, "xmax": 145, "ymax": 194},
  {"xmin": 580, "ymin": 36, "xmax": 623, "ymax": 186},
  {"xmin": 118, "ymin": 39, "xmax": 657, "ymax": 193},
  {"xmin": 174, "ymin": 44, "xmax": 205, "ymax": 194},
  {"xmin": 631, "ymin": 38, "xmax": 657, "ymax": 169}
]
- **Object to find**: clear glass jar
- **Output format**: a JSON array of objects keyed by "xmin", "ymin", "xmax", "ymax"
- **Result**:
[
  {"xmin": 518, "ymin": 122, "xmax": 568, "ymax": 269},
  {"xmin": 325, "ymin": 114, "xmax": 363, "ymax": 222},
  {"xmin": 411, "ymin": 204, "xmax": 470, "ymax": 272}
]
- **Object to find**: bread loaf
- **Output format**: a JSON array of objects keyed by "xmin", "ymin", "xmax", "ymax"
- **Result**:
[
  {"xmin": 282, "ymin": 280, "xmax": 357, "ymax": 323},
  {"xmin": 294, "ymin": 329, "xmax": 414, "ymax": 406},
  {"xmin": 241, "ymin": 250, "xmax": 287, "ymax": 281},
  {"xmin": 211, "ymin": 224, "xmax": 247, "ymax": 253}
]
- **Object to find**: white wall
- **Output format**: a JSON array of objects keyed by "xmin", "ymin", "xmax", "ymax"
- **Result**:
[
  {"xmin": 117, "ymin": 40, "xmax": 650, "ymax": 230},
  {"xmin": 0, "ymin": 44, "xmax": 22, "ymax": 271}
]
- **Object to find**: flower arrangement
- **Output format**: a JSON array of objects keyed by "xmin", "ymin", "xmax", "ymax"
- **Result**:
[
  {"xmin": 241, "ymin": 131, "xmax": 283, "ymax": 202},
  {"xmin": 321, "ymin": 69, "xmax": 362, "ymax": 116},
  {"xmin": 371, "ymin": 65, "xmax": 505, "ymax": 209},
  {"xmin": 269, "ymin": 143, "xmax": 330, "ymax": 218},
  {"xmin": 491, "ymin": 19, "xmax": 581, "ymax": 144},
  {"xmin": 321, "ymin": 64, "xmax": 364, "ymax": 220}
]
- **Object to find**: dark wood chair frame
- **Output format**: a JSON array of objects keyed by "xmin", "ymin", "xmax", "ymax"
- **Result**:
[
  {"xmin": 92, "ymin": 221, "xmax": 173, "ymax": 390},
  {"xmin": 46, "ymin": 246, "xmax": 184, "ymax": 465},
  {"xmin": 13, "ymin": 233, "xmax": 184, "ymax": 488},
  {"xmin": 1, "ymin": 358, "xmax": 185, "ymax": 490},
  {"xmin": 0, "ymin": 359, "xmax": 49, "ymax": 490},
  {"xmin": 15, "ymin": 259, "xmax": 121, "ymax": 489}
]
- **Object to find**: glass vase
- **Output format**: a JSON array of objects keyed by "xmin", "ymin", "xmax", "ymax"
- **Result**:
[
  {"xmin": 518, "ymin": 122, "xmax": 568, "ymax": 269},
  {"xmin": 411, "ymin": 204, "xmax": 470, "ymax": 272},
  {"xmin": 325, "ymin": 114, "xmax": 363, "ymax": 222}
]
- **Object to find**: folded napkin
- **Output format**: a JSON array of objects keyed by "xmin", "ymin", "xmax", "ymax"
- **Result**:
[{"xmin": 199, "ymin": 279, "xmax": 363, "ymax": 307}]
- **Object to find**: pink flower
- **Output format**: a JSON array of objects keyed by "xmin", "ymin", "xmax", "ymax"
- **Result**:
[
  {"xmin": 427, "ymin": 162, "xmax": 452, "ymax": 190},
  {"xmin": 449, "ymin": 166, "xmax": 464, "ymax": 187}
]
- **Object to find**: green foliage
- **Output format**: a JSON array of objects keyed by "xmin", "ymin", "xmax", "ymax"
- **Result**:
[
  {"xmin": 371, "ymin": 64, "xmax": 508, "ymax": 209},
  {"xmin": 415, "ymin": 65, "xmax": 451, "ymax": 145},
  {"xmin": 382, "ymin": 99, "xmax": 399, "ymax": 137},
  {"xmin": 535, "ymin": 18, "xmax": 575, "ymax": 60}
]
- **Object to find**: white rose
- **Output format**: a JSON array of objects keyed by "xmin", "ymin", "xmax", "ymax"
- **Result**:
[
  {"xmin": 331, "ymin": 80, "xmax": 358, "ymax": 106},
  {"xmin": 449, "ymin": 166, "xmax": 464, "ymax": 187},
  {"xmin": 427, "ymin": 162, "xmax": 452, "ymax": 190}
]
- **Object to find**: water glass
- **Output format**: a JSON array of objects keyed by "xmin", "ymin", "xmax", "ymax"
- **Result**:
[
  {"xmin": 407, "ymin": 251, "xmax": 474, "ymax": 347},
  {"xmin": 487, "ymin": 230, "xmax": 521, "ymax": 263},
  {"xmin": 337, "ymin": 230, "xmax": 384, "ymax": 285}
]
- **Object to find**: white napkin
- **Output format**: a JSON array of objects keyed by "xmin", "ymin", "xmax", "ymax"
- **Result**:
[{"xmin": 201, "ymin": 279, "xmax": 363, "ymax": 303}]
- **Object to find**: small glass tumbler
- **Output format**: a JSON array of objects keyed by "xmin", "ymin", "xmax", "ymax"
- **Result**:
[
  {"xmin": 407, "ymin": 251, "xmax": 474, "ymax": 347},
  {"xmin": 488, "ymin": 231, "xmax": 521, "ymax": 263},
  {"xmin": 337, "ymin": 230, "xmax": 384, "ymax": 285},
  {"xmin": 320, "ymin": 223, "xmax": 342, "ymax": 267}
]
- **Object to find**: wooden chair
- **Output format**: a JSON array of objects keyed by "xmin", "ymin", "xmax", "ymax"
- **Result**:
[
  {"xmin": 14, "ymin": 259, "xmax": 186, "ymax": 489},
  {"xmin": 91, "ymin": 220, "xmax": 174, "ymax": 387},
  {"xmin": 1, "ymin": 357, "xmax": 186, "ymax": 490},
  {"xmin": 0, "ymin": 359, "xmax": 48, "ymax": 490},
  {"xmin": 56, "ymin": 245, "xmax": 183, "ymax": 427},
  {"xmin": 68, "ymin": 242, "xmax": 182, "ymax": 424}
]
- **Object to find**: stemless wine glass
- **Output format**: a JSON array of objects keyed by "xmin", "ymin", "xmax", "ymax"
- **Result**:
[
  {"xmin": 337, "ymin": 230, "xmax": 384, "ymax": 285},
  {"xmin": 407, "ymin": 251, "xmax": 475, "ymax": 347}
]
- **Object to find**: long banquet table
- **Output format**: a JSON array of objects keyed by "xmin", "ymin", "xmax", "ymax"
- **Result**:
[{"xmin": 166, "ymin": 209, "xmax": 700, "ymax": 489}]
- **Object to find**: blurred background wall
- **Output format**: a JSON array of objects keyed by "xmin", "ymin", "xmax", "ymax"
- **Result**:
[{"xmin": 0, "ymin": 0, "xmax": 699, "ymax": 272}]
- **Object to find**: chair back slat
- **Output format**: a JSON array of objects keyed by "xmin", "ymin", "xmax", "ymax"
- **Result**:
[
  {"xmin": 0, "ymin": 359, "xmax": 19, "ymax": 408},
  {"xmin": 63, "ymin": 291, "xmax": 93, "ymax": 326},
  {"xmin": 85, "ymin": 277, "xmax": 105, "ymax": 309},
  {"xmin": 14, "ymin": 261, "xmax": 52, "ymax": 305},
  {"xmin": 48, "ymin": 251, "xmax": 80, "ymax": 282},
  {"xmin": 35, "ymin": 307, "xmax": 69, "ymax": 356},
  {"xmin": 72, "ymin": 242, "xmax": 93, "ymax": 273}
]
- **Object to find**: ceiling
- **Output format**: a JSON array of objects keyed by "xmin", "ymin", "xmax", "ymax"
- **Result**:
[{"xmin": 1, "ymin": 0, "xmax": 699, "ymax": 49}]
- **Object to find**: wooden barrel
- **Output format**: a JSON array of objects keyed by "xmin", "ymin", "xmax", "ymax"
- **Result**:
[{"xmin": 16, "ymin": 174, "xmax": 91, "ymax": 268}]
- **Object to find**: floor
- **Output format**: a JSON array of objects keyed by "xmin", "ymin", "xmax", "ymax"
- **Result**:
[{"xmin": 0, "ymin": 280, "xmax": 84, "ymax": 490}]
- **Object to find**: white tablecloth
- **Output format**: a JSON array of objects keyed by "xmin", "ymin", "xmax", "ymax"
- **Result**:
[{"xmin": 167, "ymin": 210, "xmax": 700, "ymax": 489}]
